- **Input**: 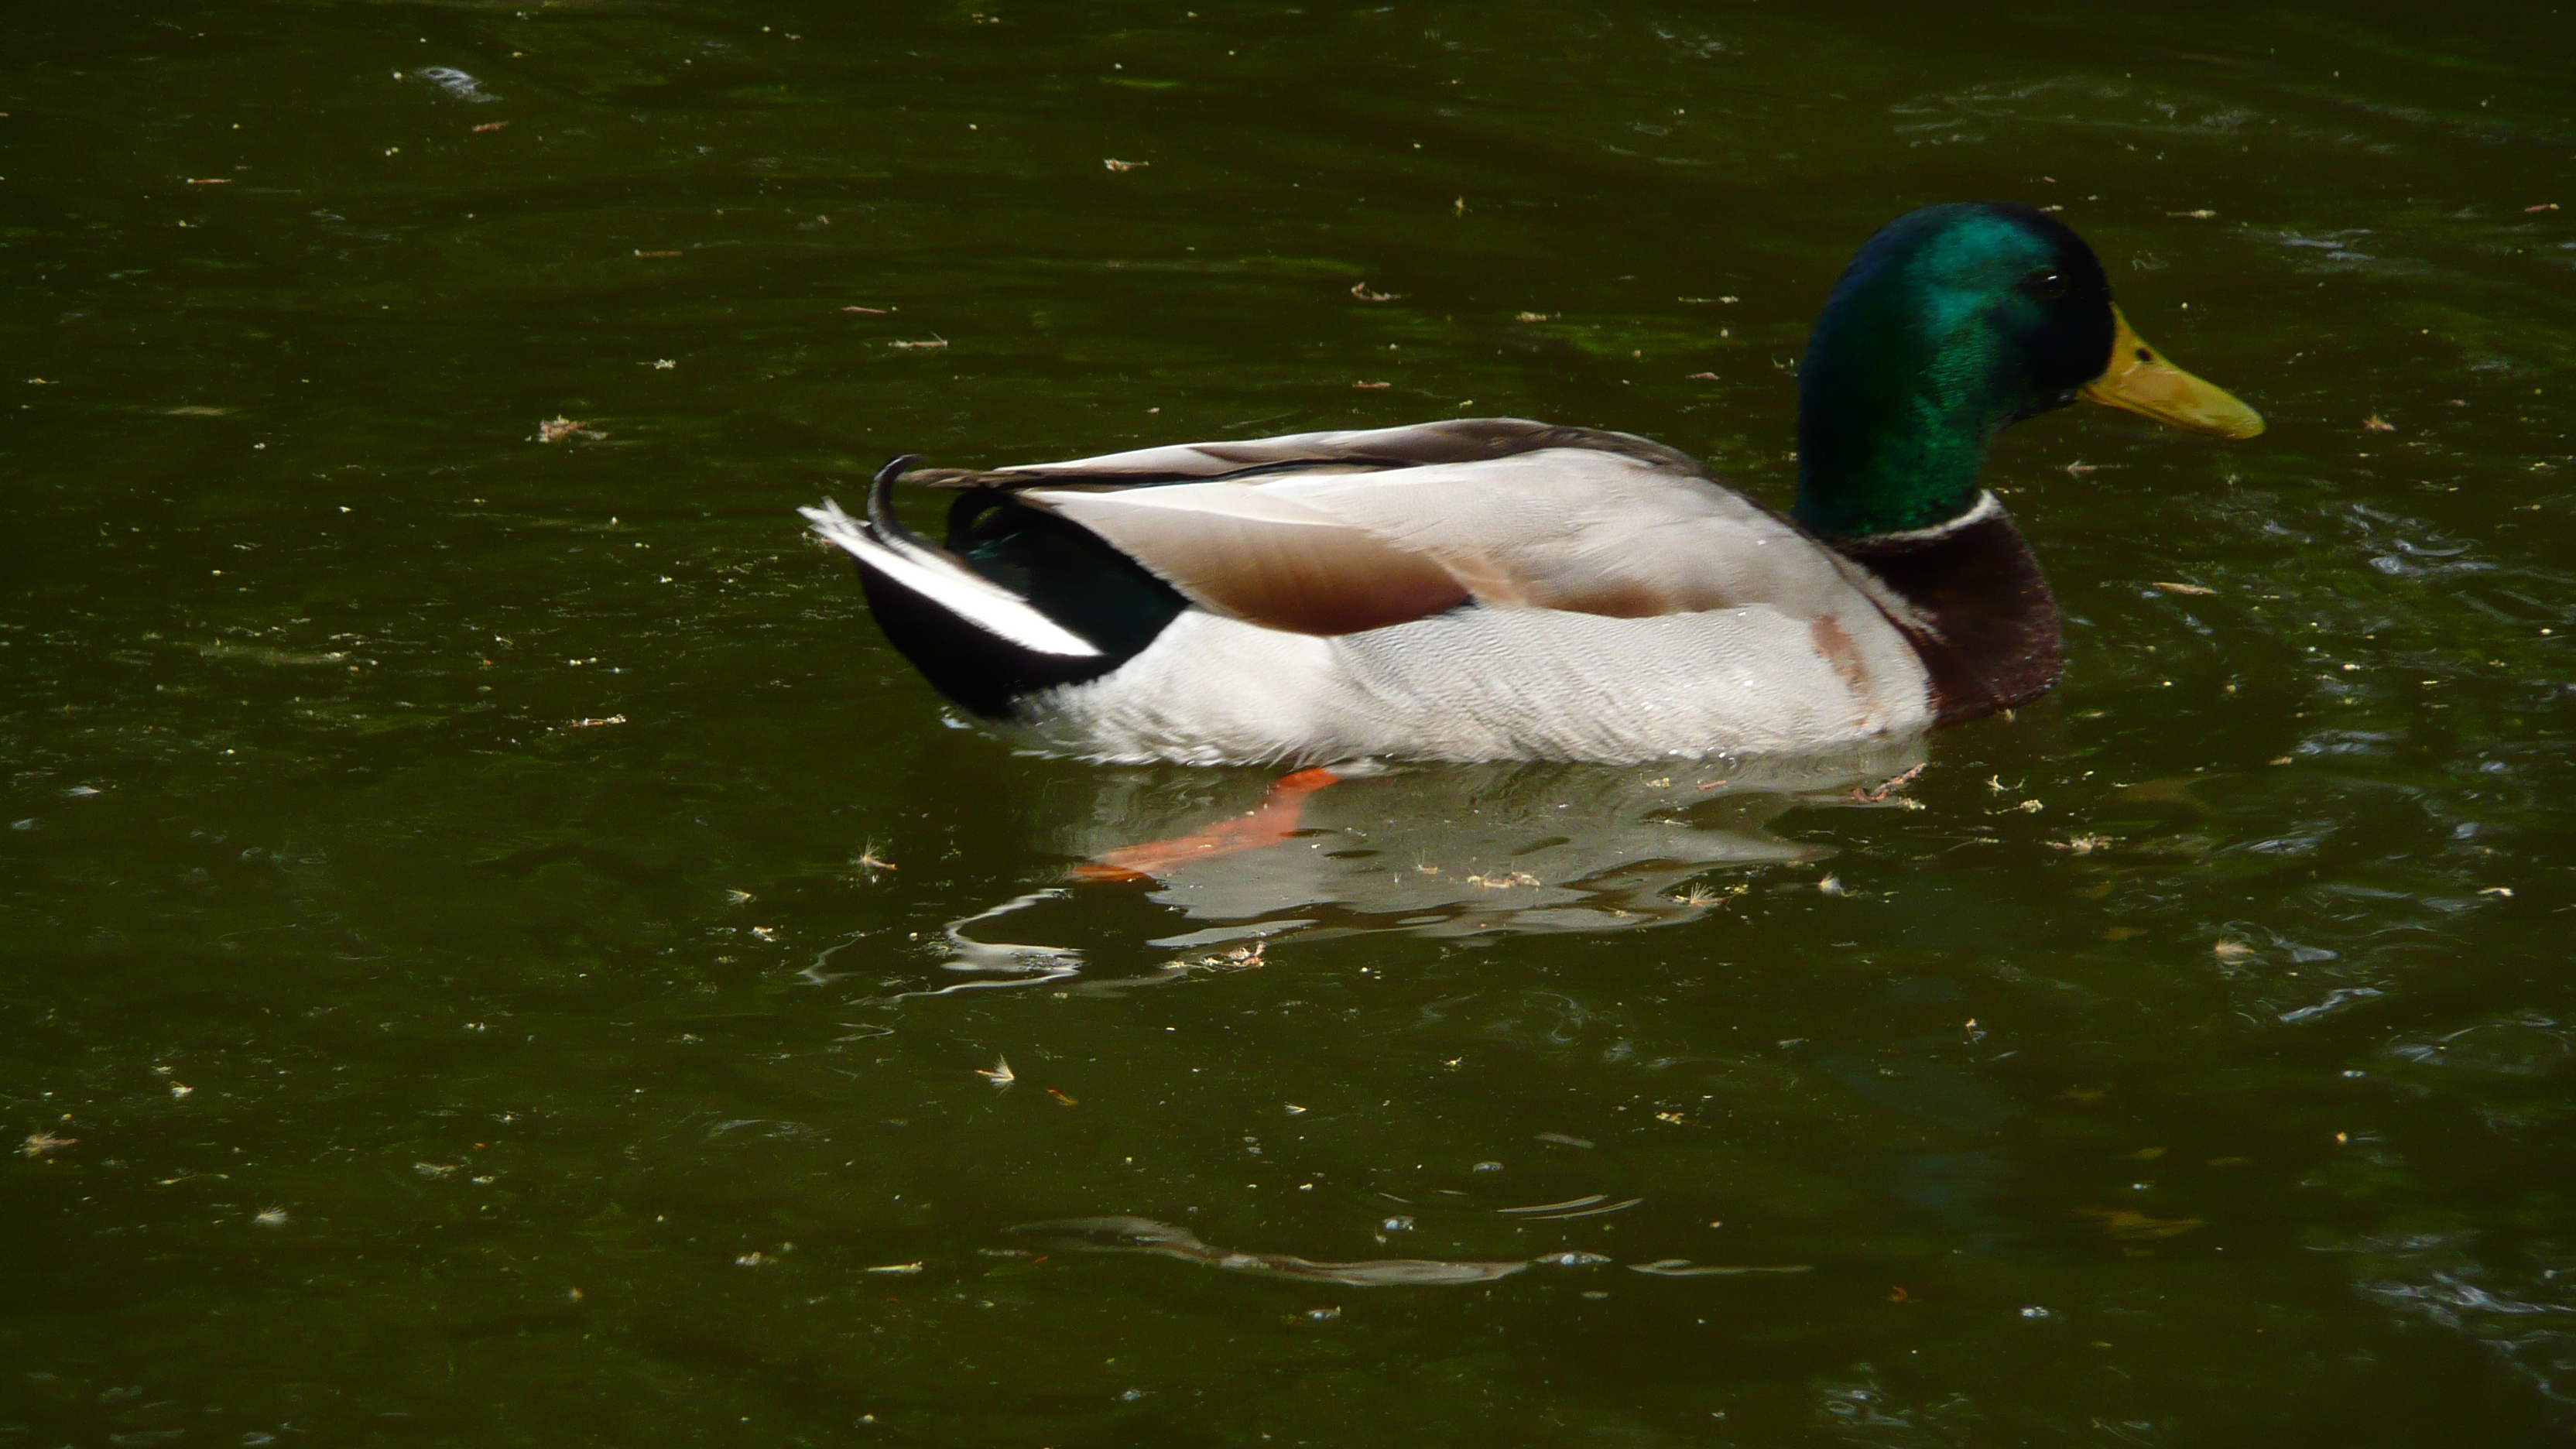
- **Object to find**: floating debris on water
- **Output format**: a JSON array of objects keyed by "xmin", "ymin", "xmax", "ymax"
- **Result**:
[
  {"xmin": 1157, "ymin": 940, "xmax": 1267, "ymax": 976},
  {"xmin": 1009, "ymin": 1216, "xmax": 1528, "ymax": 1286},
  {"xmin": 1494, "ymin": 1190, "xmax": 1607, "ymax": 1211},
  {"xmin": 1499, "ymin": 1194, "xmax": 1642, "ymax": 1221},
  {"xmin": 415, "ymin": 66, "xmax": 498, "ymax": 103},
  {"xmin": 197, "ymin": 642, "xmax": 350, "ymax": 667},
  {"xmin": 2078, "ymin": 1208, "xmax": 2205, "ymax": 1239},
  {"xmin": 1627, "ymin": 1259, "xmax": 1810, "ymax": 1277}
]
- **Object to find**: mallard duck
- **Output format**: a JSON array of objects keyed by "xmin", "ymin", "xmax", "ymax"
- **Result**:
[{"xmin": 804, "ymin": 202, "xmax": 2262, "ymax": 766}]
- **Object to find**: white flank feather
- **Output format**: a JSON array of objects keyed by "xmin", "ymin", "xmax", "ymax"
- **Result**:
[
  {"xmin": 1009, "ymin": 605, "xmax": 1934, "ymax": 766},
  {"xmin": 800, "ymin": 501, "xmax": 1100, "ymax": 659}
]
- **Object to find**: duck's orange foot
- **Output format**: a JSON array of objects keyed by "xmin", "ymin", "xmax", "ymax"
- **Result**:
[{"xmin": 1072, "ymin": 767, "xmax": 1343, "ymax": 883}]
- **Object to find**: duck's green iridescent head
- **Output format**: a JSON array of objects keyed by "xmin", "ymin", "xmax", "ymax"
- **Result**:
[{"xmin": 1792, "ymin": 202, "xmax": 2263, "ymax": 539}]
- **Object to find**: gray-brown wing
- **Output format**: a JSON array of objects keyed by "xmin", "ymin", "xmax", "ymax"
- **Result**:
[
  {"xmin": 901, "ymin": 416, "xmax": 1708, "ymax": 490},
  {"xmin": 907, "ymin": 419, "xmax": 1901, "ymax": 639}
]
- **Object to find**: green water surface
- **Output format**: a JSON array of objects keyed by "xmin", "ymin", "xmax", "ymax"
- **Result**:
[{"xmin": 7, "ymin": 3, "xmax": 2576, "ymax": 1444}]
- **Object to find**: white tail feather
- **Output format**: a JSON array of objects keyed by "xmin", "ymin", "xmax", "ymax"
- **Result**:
[{"xmin": 800, "ymin": 501, "xmax": 1101, "ymax": 659}]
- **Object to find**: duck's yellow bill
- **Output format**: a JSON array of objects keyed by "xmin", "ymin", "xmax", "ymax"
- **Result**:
[{"xmin": 2080, "ymin": 304, "xmax": 2265, "ymax": 440}]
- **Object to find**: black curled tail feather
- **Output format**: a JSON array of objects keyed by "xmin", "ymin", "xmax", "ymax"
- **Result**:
[{"xmin": 868, "ymin": 453, "xmax": 926, "ymax": 540}]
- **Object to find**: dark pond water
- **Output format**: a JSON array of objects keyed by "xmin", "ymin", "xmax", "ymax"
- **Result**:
[{"xmin": 7, "ymin": 2, "xmax": 2576, "ymax": 1444}]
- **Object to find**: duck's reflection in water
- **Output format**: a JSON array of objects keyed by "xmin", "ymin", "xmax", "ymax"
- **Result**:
[{"xmin": 899, "ymin": 741, "xmax": 1926, "ymax": 998}]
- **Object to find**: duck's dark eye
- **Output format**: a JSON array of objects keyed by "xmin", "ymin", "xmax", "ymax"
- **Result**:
[{"xmin": 2019, "ymin": 269, "xmax": 2074, "ymax": 302}]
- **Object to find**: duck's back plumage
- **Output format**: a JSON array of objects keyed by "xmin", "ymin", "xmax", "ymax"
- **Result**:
[{"xmin": 805, "ymin": 418, "xmax": 1981, "ymax": 765}]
